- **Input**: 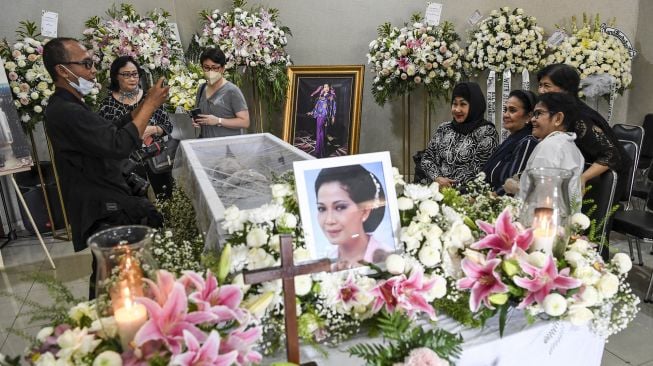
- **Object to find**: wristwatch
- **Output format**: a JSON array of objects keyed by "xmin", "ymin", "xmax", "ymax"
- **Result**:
[{"xmin": 217, "ymin": 117, "xmax": 223, "ymax": 127}]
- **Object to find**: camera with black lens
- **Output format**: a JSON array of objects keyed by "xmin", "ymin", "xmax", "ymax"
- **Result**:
[
  {"xmin": 121, "ymin": 157, "xmax": 150, "ymax": 197},
  {"xmin": 132, "ymin": 140, "xmax": 165, "ymax": 162}
]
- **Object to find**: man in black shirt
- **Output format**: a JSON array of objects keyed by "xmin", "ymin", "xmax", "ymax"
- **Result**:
[{"xmin": 43, "ymin": 37, "xmax": 169, "ymax": 298}]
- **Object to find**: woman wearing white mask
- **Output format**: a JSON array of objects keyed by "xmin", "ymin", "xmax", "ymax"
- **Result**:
[{"xmin": 193, "ymin": 48, "xmax": 250, "ymax": 137}]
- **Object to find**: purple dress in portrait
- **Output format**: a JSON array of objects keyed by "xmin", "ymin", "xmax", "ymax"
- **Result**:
[{"xmin": 310, "ymin": 86, "xmax": 337, "ymax": 158}]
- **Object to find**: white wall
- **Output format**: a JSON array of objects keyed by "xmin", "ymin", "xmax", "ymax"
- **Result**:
[{"xmin": 1, "ymin": 0, "xmax": 645, "ymax": 170}]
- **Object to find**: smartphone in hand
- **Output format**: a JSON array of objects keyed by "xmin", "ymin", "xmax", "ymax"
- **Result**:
[{"xmin": 190, "ymin": 108, "xmax": 201, "ymax": 120}]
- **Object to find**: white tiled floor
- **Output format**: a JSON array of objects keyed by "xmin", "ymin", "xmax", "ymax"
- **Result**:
[{"xmin": 0, "ymin": 232, "xmax": 652, "ymax": 365}]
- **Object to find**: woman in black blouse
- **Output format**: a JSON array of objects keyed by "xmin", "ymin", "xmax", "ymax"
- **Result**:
[
  {"xmin": 536, "ymin": 64, "xmax": 629, "ymax": 190},
  {"xmin": 420, "ymin": 82, "xmax": 498, "ymax": 187},
  {"xmin": 98, "ymin": 56, "xmax": 173, "ymax": 198}
]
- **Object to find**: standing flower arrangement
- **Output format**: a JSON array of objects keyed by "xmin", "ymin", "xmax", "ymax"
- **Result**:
[
  {"xmin": 465, "ymin": 7, "xmax": 546, "ymax": 74},
  {"xmin": 367, "ymin": 15, "xmax": 464, "ymax": 106},
  {"xmin": 166, "ymin": 62, "xmax": 205, "ymax": 113},
  {"xmin": 0, "ymin": 21, "xmax": 99, "ymax": 132},
  {"xmin": 546, "ymin": 14, "xmax": 633, "ymax": 96},
  {"xmin": 455, "ymin": 208, "xmax": 639, "ymax": 337},
  {"xmin": 82, "ymin": 3, "xmax": 185, "ymax": 84},
  {"xmin": 194, "ymin": 0, "xmax": 292, "ymax": 109}
]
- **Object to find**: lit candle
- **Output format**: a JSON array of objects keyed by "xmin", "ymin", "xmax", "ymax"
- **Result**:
[
  {"xmin": 114, "ymin": 289, "xmax": 147, "ymax": 350},
  {"xmin": 531, "ymin": 207, "xmax": 556, "ymax": 254}
]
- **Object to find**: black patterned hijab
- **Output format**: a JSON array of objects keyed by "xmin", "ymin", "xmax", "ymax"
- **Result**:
[{"xmin": 450, "ymin": 82, "xmax": 492, "ymax": 135}]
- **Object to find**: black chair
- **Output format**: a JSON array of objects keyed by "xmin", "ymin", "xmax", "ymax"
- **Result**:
[
  {"xmin": 615, "ymin": 140, "xmax": 638, "ymax": 209},
  {"xmin": 632, "ymin": 115, "xmax": 653, "ymax": 203},
  {"xmin": 638, "ymin": 115, "xmax": 653, "ymax": 170},
  {"xmin": 611, "ymin": 169, "xmax": 653, "ymax": 302},
  {"xmin": 582, "ymin": 169, "xmax": 618, "ymax": 252}
]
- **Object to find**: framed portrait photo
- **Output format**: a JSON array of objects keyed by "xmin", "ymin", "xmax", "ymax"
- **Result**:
[
  {"xmin": 282, "ymin": 65, "xmax": 364, "ymax": 159},
  {"xmin": 293, "ymin": 152, "xmax": 400, "ymax": 270}
]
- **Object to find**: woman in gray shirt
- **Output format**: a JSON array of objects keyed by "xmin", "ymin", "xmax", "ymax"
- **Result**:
[{"xmin": 193, "ymin": 48, "xmax": 250, "ymax": 137}]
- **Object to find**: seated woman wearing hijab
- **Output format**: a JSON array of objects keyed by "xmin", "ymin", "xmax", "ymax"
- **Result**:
[
  {"xmin": 505, "ymin": 92, "xmax": 585, "ymax": 202},
  {"xmin": 420, "ymin": 82, "xmax": 498, "ymax": 188},
  {"xmin": 537, "ymin": 64, "xmax": 628, "ymax": 191},
  {"xmin": 482, "ymin": 90, "xmax": 539, "ymax": 195}
]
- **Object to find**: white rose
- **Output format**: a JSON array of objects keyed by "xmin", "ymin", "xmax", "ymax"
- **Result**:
[
  {"xmin": 277, "ymin": 213, "xmax": 297, "ymax": 230},
  {"xmin": 36, "ymin": 326, "xmax": 54, "ymax": 343},
  {"xmin": 30, "ymin": 92, "xmax": 39, "ymax": 100},
  {"xmin": 443, "ymin": 221, "xmax": 473, "ymax": 249},
  {"xmin": 295, "ymin": 275, "xmax": 313, "ymax": 296},
  {"xmin": 424, "ymin": 274, "xmax": 447, "ymax": 302},
  {"xmin": 418, "ymin": 245, "xmax": 441, "ymax": 267},
  {"xmin": 564, "ymin": 251, "xmax": 585, "ymax": 268},
  {"xmin": 397, "ymin": 197, "xmax": 414, "ymax": 210},
  {"xmin": 386, "ymin": 254, "xmax": 406, "ymax": 274},
  {"xmin": 268, "ymin": 234, "xmax": 280, "ymax": 252},
  {"xmin": 542, "ymin": 293, "xmax": 567, "ymax": 316},
  {"xmin": 611, "ymin": 253, "xmax": 632, "ymax": 274},
  {"xmin": 246, "ymin": 227, "xmax": 269, "ymax": 248},
  {"xmin": 578, "ymin": 285, "xmax": 599, "ymax": 307},
  {"xmin": 570, "ymin": 213, "xmax": 590, "ymax": 230},
  {"xmin": 271, "ymin": 183, "xmax": 292, "ymax": 202},
  {"xmin": 566, "ymin": 305, "xmax": 594, "ymax": 326},
  {"xmin": 418, "ymin": 200, "xmax": 440, "ymax": 217},
  {"xmin": 34, "ymin": 105, "xmax": 43, "ymax": 113},
  {"xmin": 568, "ymin": 239, "xmax": 591, "ymax": 254},
  {"xmin": 574, "ymin": 266, "xmax": 601, "ymax": 286},
  {"xmin": 596, "ymin": 273, "xmax": 619, "ymax": 299},
  {"xmin": 93, "ymin": 351, "xmax": 123, "ymax": 366}
]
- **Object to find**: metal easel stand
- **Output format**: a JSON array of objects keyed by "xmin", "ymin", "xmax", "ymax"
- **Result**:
[{"xmin": 0, "ymin": 173, "xmax": 55, "ymax": 270}]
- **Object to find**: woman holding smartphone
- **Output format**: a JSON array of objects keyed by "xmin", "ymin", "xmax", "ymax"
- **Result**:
[{"xmin": 193, "ymin": 48, "xmax": 250, "ymax": 137}]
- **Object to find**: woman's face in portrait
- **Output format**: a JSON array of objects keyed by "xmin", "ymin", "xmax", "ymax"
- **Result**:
[
  {"xmin": 117, "ymin": 62, "xmax": 140, "ymax": 92},
  {"xmin": 537, "ymin": 76, "xmax": 564, "ymax": 94},
  {"xmin": 317, "ymin": 182, "xmax": 370, "ymax": 246},
  {"xmin": 502, "ymin": 96, "xmax": 531, "ymax": 133},
  {"xmin": 530, "ymin": 102, "xmax": 563, "ymax": 139},
  {"xmin": 451, "ymin": 96, "xmax": 470, "ymax": 123}
]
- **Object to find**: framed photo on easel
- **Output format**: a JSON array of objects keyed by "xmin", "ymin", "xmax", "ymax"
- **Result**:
[{"xmin": 282, "ymin": 65, "xmax": 364, "ymax": 159}]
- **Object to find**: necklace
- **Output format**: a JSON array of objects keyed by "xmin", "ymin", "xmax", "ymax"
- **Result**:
[{"xmin": 118, "ymin": 88, "xmax": 140, "ymax": 103}]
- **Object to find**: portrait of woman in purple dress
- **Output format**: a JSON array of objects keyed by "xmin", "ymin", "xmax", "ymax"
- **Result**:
[{"xmin": 307, "ymin": 83, "xmax": 337, "ymax": 158}]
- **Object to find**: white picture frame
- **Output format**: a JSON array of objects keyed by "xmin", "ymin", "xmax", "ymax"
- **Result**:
[{"xmin": 293, "ymin": 152, "xmax": 400, "ymax": 269}]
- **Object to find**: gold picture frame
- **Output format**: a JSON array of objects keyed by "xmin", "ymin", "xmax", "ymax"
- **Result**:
[{"xmin": 282, "ymin": 65, "xmax": 364, "ymax": 158}]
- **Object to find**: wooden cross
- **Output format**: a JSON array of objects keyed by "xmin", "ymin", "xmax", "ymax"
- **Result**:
[{"xmin": 243, "ymin": 234, "xmax": 331, "ymax": 365}]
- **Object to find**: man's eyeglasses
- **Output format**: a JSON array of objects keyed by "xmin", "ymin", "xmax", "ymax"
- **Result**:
[
  {"xmin": 62, "ymin": 59, "xmax": 95, "ymax": 70},
  {"xmin": 118, "ymin": 72, "xmax": 140, "ymax": 79},
  {"xmin": 532, "ymin": 109, "xmax": 554, "ymax": 119},
  {"xmin": 202, "ymin": 65, "xmax": 222, "ymax": 72}
]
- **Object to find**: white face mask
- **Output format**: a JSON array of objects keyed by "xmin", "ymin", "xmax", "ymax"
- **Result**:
[
  {"xmin": 62, "ymin": 65, "xmax": 95, "ymax": 96},
  {"xmin": 204, "ymin": 70, "xmax": 223, "ymax": 85}
]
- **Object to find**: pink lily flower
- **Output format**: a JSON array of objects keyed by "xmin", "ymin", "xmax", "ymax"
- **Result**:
[
  {"xmin": 472, "ymin": 208, "xmax": 533, "ymax": 255},
  {"xmin": 397, "ymin": 57, "xmax": 410, "ymax": 72},
  {"xmin": 336, "ymin": 274, "xmax": 367, "ymax": 312},
  {"xmin": 134, "ymin": 282, "xmax": 216, "ymax": 354},
  {"xmin": 371, "ymin": 269, "xmax": 437, "ymax": 319},
  {"xmin": 183, "ymin": 270, "xmax": 246, "ymax": 323},
  {"xmin": 513, "ymin": 255, "xmax": 582, "ymax": 308},
  {"xmin": 143, "ymin": 270, "xmax": 177, "ymax": 306},
  {"xmin": 457, "ymin": 258, "xmax": 508, "ymax": 312},
  {"xmin": 220, "ymin": 326, "xmax": 263, "ymax": 365},
  {"xmin": 170, "ymin": 330, "xmax": 238, "ymax": 366}
]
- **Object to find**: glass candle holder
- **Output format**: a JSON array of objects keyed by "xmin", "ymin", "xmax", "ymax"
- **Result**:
[
  {"xmin": 88, "ymin": 225, "xmax": 156, "ymax": 349},
  {"xmin": 519, "ymin": 167, "xmax": 572, "ymax": 258}
]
